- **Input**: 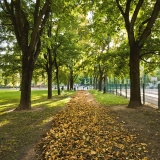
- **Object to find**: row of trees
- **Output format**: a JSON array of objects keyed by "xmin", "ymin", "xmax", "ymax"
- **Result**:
[{"xmin": 0, "ymin": 0, "xmax": 160, "ymax": 110}]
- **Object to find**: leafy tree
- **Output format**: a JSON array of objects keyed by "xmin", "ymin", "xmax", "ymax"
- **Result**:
[
  {"xmin": 0, "ymin": 0, "xmax": 51, "ymax": 110},
  {"xmin": 115, "ymin": 0, "xmax": 160, "ymax": 107}
]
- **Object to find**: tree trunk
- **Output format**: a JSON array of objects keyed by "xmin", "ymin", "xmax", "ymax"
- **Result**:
[
  {"xmin": 70, "ymin": 69, "xmax": 73, "ymax": 90},
  {"xmin": 98, "ymin": 64, "xmax": 103, "ymax": 91},
  {"xmin": 53, "ymin": 49, "xmax": 60, "ymax": 95},
  {"xmin": 128, "ymin": 44, "xmax": 142, "ymax": 108},
  {"xmin": 56, "ymin": 68, "xmax": 60, "ymax": 95},
  {"xmin": 67, "ymin": 75, "xmax": 70, "ymax": 91},
  {"xmin": 93, "ymin": 76, "xmax": 96, "ymax": 89},
  {"xmin": 47, "ymin": 63, "xmax": 52, "ymax": 99},
  {"xmin": 98, "ymin": 72, "xmax": 103, "ymax": 91},
  {"xmin": 103, "ymin": 75, "xmax": 107, "ymax": 94},
  {"xmin": 54, "ymin": 58, "xmax": 60, "ymax": 95},
  {"xmin": 90, "ymin": 77, "xmax": 93, "ymax": 86},
  {"xmin": 47, "ymin": 26, "xmax": 52, "ymax": 99},
  {"xmin": 15, "ymin": 54, "xmax": 34, "ymax": 110},
  {"xmin": 98, "ymin": 78, "xmax": 102, "ymax": 91},
  {"xmin": 95, "ymin": 76, "xmax": 98, "ymax": 90}
]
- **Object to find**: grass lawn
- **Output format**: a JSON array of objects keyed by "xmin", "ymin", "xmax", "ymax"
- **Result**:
[
  {"xmin": 89, "ymin": 90, "xmax": 129, "ymax": 106},
  {"xmin": 0, "ymin": 89, "xmax": 75, "ymax": 160}
]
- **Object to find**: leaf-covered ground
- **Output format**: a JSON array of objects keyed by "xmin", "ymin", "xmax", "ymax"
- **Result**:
[{"xmin": 37, "ymin": 91, "xmax": 150, "ymax": 160}]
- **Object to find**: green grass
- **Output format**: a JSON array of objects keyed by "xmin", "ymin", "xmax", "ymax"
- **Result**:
[
  {"xmin": 0, "ymin": 89, "xmax": 75, "ymax": 160},
  {"xmin": 89, "ymin": 90, "xmax": 129, "ymax": 106}
]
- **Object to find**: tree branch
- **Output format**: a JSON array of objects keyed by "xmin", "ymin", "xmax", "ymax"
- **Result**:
[
  {"xmin": 34, "ymin": 0, "xmax": 40, "ymax": 26},
  {"xmin": 115, "ymin": 0, "xmax": 125, "ymax": 18},
  {"xmin": 140, "ymin": 50, "xmax": 160, "ymax": 58},
  {"xmin": 9, "ymin": 1, "xmax": 22, "ymax": 48},
  {"xmin": 139, "ymin": 0, "xmax": 160, "ymax": 42},
  {"xmin": 125, "ymin": 0, "xmax": 132, "ymax": 19},
  {"xmin": 130, "ymin": 0, "xmax": 144, "ymax": 30},
  {"xmin": 29, "ymin": 0, "xmax": 51, "ymax": 53},
  {"xmin": 140, "ymin": 58, "xmax": 160, "ymax": 64}
]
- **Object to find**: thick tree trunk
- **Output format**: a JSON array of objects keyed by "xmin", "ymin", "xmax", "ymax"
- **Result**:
[
  {"xmin": 15, "ymin": 55, "xmax": 34, "ymax": 110},
  {"xmin": 128, "ymin": 45, "xmax": 142, "ymax": 108}
]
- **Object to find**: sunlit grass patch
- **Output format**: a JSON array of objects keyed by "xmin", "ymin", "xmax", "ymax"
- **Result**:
[
  {"xmin": 47, "ymin": 97, "xmax": 71, "ymax": 108},
  {"xmin": 89, "ymin": 90, "xmax": 129, "ymax": 106}
]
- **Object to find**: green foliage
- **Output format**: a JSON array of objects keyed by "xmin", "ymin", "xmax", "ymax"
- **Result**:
[{"xmin": 153, "ymin": 67, "xmax": 160, "ymax": 81}]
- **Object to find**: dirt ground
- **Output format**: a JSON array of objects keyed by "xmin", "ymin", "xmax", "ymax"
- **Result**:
[
  {"xmin": 20, "ymin": 91, "xmax": 160, "ymax": 160},
  {"xmin": 109, "ymin": 104, "xmax": 160, "ymax": 159}
]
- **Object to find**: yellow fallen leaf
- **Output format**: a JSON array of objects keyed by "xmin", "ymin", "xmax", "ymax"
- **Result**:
[
  {"xmin": 122, "ymin": 151, "xmax": 128, "ymax": 156},
  {"xmin": 140, "ymin": 143, "xmax": 147, "ymax": 146},
  {"xmin": 91, "ymin": 150, "xmax": 96, "ymax": 155}
]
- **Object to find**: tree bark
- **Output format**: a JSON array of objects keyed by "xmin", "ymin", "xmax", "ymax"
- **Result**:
[
  {"xmin": 98, "ymin": 64, "xmax": 103, "ymax": 91},
  {"xmin": 54, "ymin": 55, "xmax": 60, "ymax": 95},
  {"xmin": 95, "ymin": 76, "xmax": 98, "ymax": 90},
  {"xmin": 47, "ymin": 26, "xmax": 52, "ymax": 99},
  {"xmin": 15, "ymin": 51, "xmax": 34, "ymax": 110},
  {"xmin": 93, "ymin": 76, "xmax": 96, "ymax": 89},
  {"xmin": 48, "ymin": 74, "xmax": 52, "ymax": 99},
  {"xmin": 90, "ymin": 77, "xmax": 93, "ymax": 86},
  {"xmin": 47, "ymin": 57, "xmax": 52, "ymax": 99},
  {"xmin": 67, "ymin": 75, "xmax": 70, "ymax": 91},
  {"xmin": 56, "ymin": 68, "xmax": 60, "ymax": 95},
  {"xmin": 98, "ymin": 76, "xmax": 103, "ymax": 91},
  {"xmin": 103, "ymin": 75, "xmax": 107, "ymax": 94},
  {"xmin": 128, "ymin": 44, "xmax": 142, "ymax": 108},
  {"xmin": 70, "ymin": 69, "xmax": 74, "ymax": 90}
]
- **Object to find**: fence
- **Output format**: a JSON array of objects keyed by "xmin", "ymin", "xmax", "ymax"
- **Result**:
[{"xmin": 106, "ymin": 83, "xmax": 160, "ymax": 109}]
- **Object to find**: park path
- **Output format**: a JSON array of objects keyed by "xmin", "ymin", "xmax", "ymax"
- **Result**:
[{"xmin": 38, "ymin": 90, "xmax": 148, "ymax": 160}]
